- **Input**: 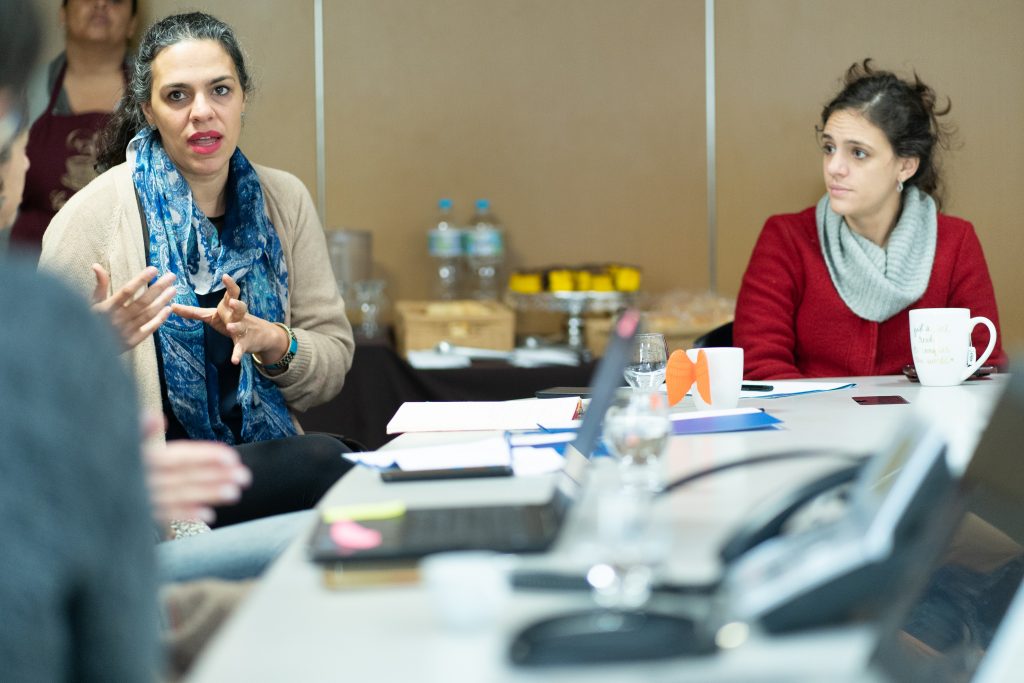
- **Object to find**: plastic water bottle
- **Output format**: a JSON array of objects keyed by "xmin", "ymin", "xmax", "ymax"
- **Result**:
[
  {"xmin": 463, "ymin": 199, "xmax": 506, "ymax": 300},
  {"xmin": 427, "ymin": 198, "xmax": 463, "ymax": 300}
]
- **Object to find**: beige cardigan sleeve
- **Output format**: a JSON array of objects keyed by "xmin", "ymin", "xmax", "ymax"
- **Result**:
[
  {"xmin": 39, "ymin": 162, "xmax": 355, "ymax": 434},
  {"xmin": 39, "ymin": 164, "xmax": 164, "ymax": 425},
  {"xmin": 253, "ymin": 165, "xmax": 355, "ymax": 412}
]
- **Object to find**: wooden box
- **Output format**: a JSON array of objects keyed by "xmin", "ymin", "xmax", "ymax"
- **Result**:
[
  {"xmin": 584, "ymin": 310, "xmax": 734, "ymax": 357},
  {"xmin": 394, "ymin": 300, "xmax": 515, "ymax": 357}
]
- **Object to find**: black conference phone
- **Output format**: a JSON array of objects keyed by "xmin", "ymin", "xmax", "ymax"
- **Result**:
[
  {"xmin": 510, "ymin": 420, "xmax": 955, "ymax": 667},
  {"xmin": 712, "ymin": 419, "xmax": 954, "ymax": 634},
  {"xmin": 717, "ymin": 460, "xmax": 865, "ymax": 565}
]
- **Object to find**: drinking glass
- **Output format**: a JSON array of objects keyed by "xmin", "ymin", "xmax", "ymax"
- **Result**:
[
  {"xmin": 623, "ymin": 332, "xmax": 668, "ymax": 392},
  {"xmin": 353, "ymin": 278, "xmax": 387, "ymax": 339},
  {"xmin": 603, "ymin": 389, "xmax": 672, "ymax": 493},
  {"xmin": 584, "ymin": 461, "xmax": 671, "ymax": 611}
]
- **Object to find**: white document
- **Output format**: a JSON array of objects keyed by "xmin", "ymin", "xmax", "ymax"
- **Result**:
[
  {"xmin": 391, "ymin": 435, "xmax": 511, "ymax": 470},
  {"xmin": 345, "ymin": 436, "xmax": 565, "ymax": 476},
  {"xmin": 511, "ymin": 447, "xmax": 566, "ymax": 476},
  {"xmin": 676, "ymin": 380, "xmax": 855, "ymax": 400},
  {"xmin": 508, "ymin": 431, "xmax": 578, "ymax": 447},
  {"xmin": 386, "ymin": 397, "xmax": 581, "ymax": 434},
  {"xmin": 739, "ymin": 380, "xmax": 856, "ymax": 399},
  {"xmin": 342, "ymin": 450, "xmax": 399, "ymax": 469}
]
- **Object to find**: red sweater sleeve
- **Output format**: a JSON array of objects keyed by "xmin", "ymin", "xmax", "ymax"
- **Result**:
[
  {"xmin": 734, "ymin": 216, "xmax": 807, "ymax": 380},
  {"xmin": 944, "ymin": 222, "xmax": 1008, "ymax": 370}
]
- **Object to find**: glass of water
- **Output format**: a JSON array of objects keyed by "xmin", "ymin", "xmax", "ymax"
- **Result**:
[
  {"xmin": 353, "ymin": 278, "xmax": 388, "ymax": 339},
  {"xmin": 604, "ymin": 389, "xmax": 672, "ymax": 493},
  {"xmin": 623, "ymin": 332, "xmax": 668, "ymax": 392},
  {"xmin": 584, "ymin": 460, "xmax": 671, "ymax": 610}
]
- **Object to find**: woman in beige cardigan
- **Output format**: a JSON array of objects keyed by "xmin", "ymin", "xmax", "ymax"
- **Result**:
[{"xmin": 40, "ymin": 12, "xmax": 355, "ymax": 529}]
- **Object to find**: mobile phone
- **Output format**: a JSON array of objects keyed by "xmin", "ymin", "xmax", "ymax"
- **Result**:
[
  {"xmin": 535, "ymin": 386, "xmax": 591, "ymax": 399},
  {"xmin": 379, "ymin": 465, "xmax": 514, "ymax": 482}
]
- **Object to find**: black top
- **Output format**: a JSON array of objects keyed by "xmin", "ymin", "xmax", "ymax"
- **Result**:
[{"xmin": 157, "ymin": 214, "xmax": 244, "ymax": 442}]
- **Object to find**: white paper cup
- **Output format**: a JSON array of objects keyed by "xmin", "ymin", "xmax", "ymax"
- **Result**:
[
  {"xmin": 909, "ymin": 308, "xmax": 996, "ymax": 387},
  {"xmin": 420, "ymin": 551, "xmax": 511, "ymax": 631},
  {"xmin": 684, "ymin": 347, "xmax": 744, "ymax": 410}
]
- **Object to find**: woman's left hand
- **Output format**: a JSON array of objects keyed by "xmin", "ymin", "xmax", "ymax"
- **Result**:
[{"xmin": 171, "ymin": 274, "xmax": 288, "ymax": 365}]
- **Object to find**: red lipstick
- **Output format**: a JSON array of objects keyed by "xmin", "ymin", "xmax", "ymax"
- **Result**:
[{"xmin": 188, "ymin": 130, "xmax": 223, "ymax": 155}]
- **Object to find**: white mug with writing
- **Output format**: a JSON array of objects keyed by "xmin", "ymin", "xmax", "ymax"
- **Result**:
[
  {"xmin": 685, "ymin": 347, "xmax": 744, "ymax": 410},
  {"xmin": 909, "ymin": 308, "xmax": 996, "ymax": 387}
]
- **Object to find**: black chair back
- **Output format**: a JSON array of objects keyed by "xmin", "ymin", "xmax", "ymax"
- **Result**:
[{"xmin": 692, "ymin": 321, "xmax": 733, "ymax": 348}]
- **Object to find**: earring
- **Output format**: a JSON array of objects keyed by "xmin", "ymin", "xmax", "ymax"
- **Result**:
[{"xmin": 897, "ymin": 179, "xmax": 904, "ymax": 193}]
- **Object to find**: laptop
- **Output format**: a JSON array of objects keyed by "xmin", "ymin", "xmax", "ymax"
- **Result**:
[
  {"xmin": 863, "ymin": 366, "xmax": 1024, "ymax": 683},
  {"xmin": 308, "ymin": 308, "xmax": 641, "ymax": 564}
]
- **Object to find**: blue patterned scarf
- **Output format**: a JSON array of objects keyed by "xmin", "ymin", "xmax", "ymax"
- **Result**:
[{"xmin": 128, "ymin": 127, "xmax": 297, "ymax": 443}]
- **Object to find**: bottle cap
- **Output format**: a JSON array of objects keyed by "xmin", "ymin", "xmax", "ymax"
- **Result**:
[
  {"xmin": 439, "ymin": 198, "xmax": 453, "ymax": 211},
  {"xmin": 475, "ymin": 198, "xmax": 490, "ymax": 212}
]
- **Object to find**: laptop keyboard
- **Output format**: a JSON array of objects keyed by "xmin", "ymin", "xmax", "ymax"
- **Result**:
[
  {"xmin": 309, "ymin": 487, "xmax": 577, "ymax": 563},
  {"xmin": 399, "ymin": 503, "xmax": 564, "ymax": 554}
]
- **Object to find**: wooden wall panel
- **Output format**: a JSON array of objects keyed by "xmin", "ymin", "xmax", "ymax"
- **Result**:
[
  {"xmin": 716, "ymin": 0, "xmax": 1024, "ymax": 348},
  {"xmin": 29, "ymin": 0, "xmax": 1023, "ymax": 350},
  {"xmin": 321, "ymin": 0, "xmax": 707, "ymax": 300},
  {"xmin": 137, "ymin": 0, "xmax": 319, "ymax": 193}
]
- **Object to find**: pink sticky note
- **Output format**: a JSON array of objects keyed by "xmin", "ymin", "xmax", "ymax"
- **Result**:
[{"xmin": 330, "ymin": 519, "xmax": 383, "ymax": 552}]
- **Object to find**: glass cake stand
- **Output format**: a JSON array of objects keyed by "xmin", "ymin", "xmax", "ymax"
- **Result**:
[{"xmin": 506, "ymin": 290, "xmax": 633, "ymax": 360}]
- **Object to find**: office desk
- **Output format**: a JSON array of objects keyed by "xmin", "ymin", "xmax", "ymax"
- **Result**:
[{"xmin": 189, "ymin": 375, "xmax": 1007, "ymax": 682}]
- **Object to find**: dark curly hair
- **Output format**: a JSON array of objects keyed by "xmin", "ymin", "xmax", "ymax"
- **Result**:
[
  {"xmin": 820, "ymin": 59, "xmax": 954, "ymax": 209},
  {"xmin": 96, "ymin": 11, "xmax": 254, "ymax": 172}
]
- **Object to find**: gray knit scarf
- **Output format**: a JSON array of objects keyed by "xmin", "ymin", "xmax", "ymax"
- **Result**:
[{"xmin": 815, "ymin": 186, "xmax": 937, "ymax": 322}]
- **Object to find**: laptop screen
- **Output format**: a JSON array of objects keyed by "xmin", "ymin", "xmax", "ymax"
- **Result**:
[
  {"xmin": 570, "ymin": 308, "xmax": 640, "ymax": 457},
  {"xmin": 559, "ymin": 308, "xmax": 640, "ymax": 486},
  {"xmin": 872, "ymin": 370, "xmax": 1024, "ymax": 682}
]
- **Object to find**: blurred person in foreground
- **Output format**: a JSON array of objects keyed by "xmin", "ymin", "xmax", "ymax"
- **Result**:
[
  {"xmin": 734, "ymin": 60, "xmax": 1006, "ymax": 380},
  {"xmin": 0, "ymin": 1, "xmax": 160, "ymax": 679}
]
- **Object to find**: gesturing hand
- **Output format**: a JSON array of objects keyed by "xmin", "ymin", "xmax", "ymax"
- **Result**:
[
  {"xmin": 172, "ymin": 274, "xmax": 289, "ymax": 365},
  {"xmin": 140, "ymin": 412, "xmax": 252, "ymax": 525},
  {"xmin": 91, "ymin": 264, "xmax": 176, "ymax": 350}
]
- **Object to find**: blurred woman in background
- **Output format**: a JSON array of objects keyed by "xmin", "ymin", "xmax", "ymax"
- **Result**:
[{"xmin": 9, "ymin": 0, "xmax": 137, "ymax": 256}]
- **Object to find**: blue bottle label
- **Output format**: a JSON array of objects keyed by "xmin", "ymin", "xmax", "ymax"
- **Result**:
[
  {"xmin": 428, "ymin": 229, "xmax": 464, "ymax": 257},
  {"xmin": 464, "ymin": 228, "xmax": 504, "ymax": 257}
]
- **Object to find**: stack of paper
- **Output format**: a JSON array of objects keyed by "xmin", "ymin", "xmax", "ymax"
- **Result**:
[
  {"xmin": 343, "ymin": 435, "xmax": 566, "ymax": 476},
  {"xmin": 385, "ymin": 397, "xmax": 582, "ymax": 434}
]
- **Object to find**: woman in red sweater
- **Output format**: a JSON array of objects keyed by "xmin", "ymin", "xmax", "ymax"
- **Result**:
[{"xmin": 735, "ymin": 60, "xmax": 1006, "ymax": 380}]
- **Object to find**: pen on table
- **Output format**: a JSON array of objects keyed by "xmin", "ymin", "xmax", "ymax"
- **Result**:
[{"xmin": 742, "ymin": 383, "xmax": 774, "ymax": 392}]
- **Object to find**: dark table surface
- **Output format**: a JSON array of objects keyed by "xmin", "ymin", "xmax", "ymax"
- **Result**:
[{"xmin": 298, "ymin": 332, "xmax": 598, "ymax": 450}]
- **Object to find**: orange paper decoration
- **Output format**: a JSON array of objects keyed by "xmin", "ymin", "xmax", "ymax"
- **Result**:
[{"xmin": 665, "ymin": 349, "xmax": 712, "ymax": 407}]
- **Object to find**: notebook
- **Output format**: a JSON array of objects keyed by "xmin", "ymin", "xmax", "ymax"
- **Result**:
[
  {"xmin": 864, "ymin": 367, "xmax": 1024, "ymax": 683},
  {"xmin": 307, "ymin": 308, "xmax": 640, "ymax": 564}
]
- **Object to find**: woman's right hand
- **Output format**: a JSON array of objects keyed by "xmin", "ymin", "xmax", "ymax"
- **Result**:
[
  {"xmin": 140, "ymin": 413, "xmax": 252, "ymax": 524},
  {"xmin": 91, "ymin": 264, "xmax": 177, "ymax": 350}
]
